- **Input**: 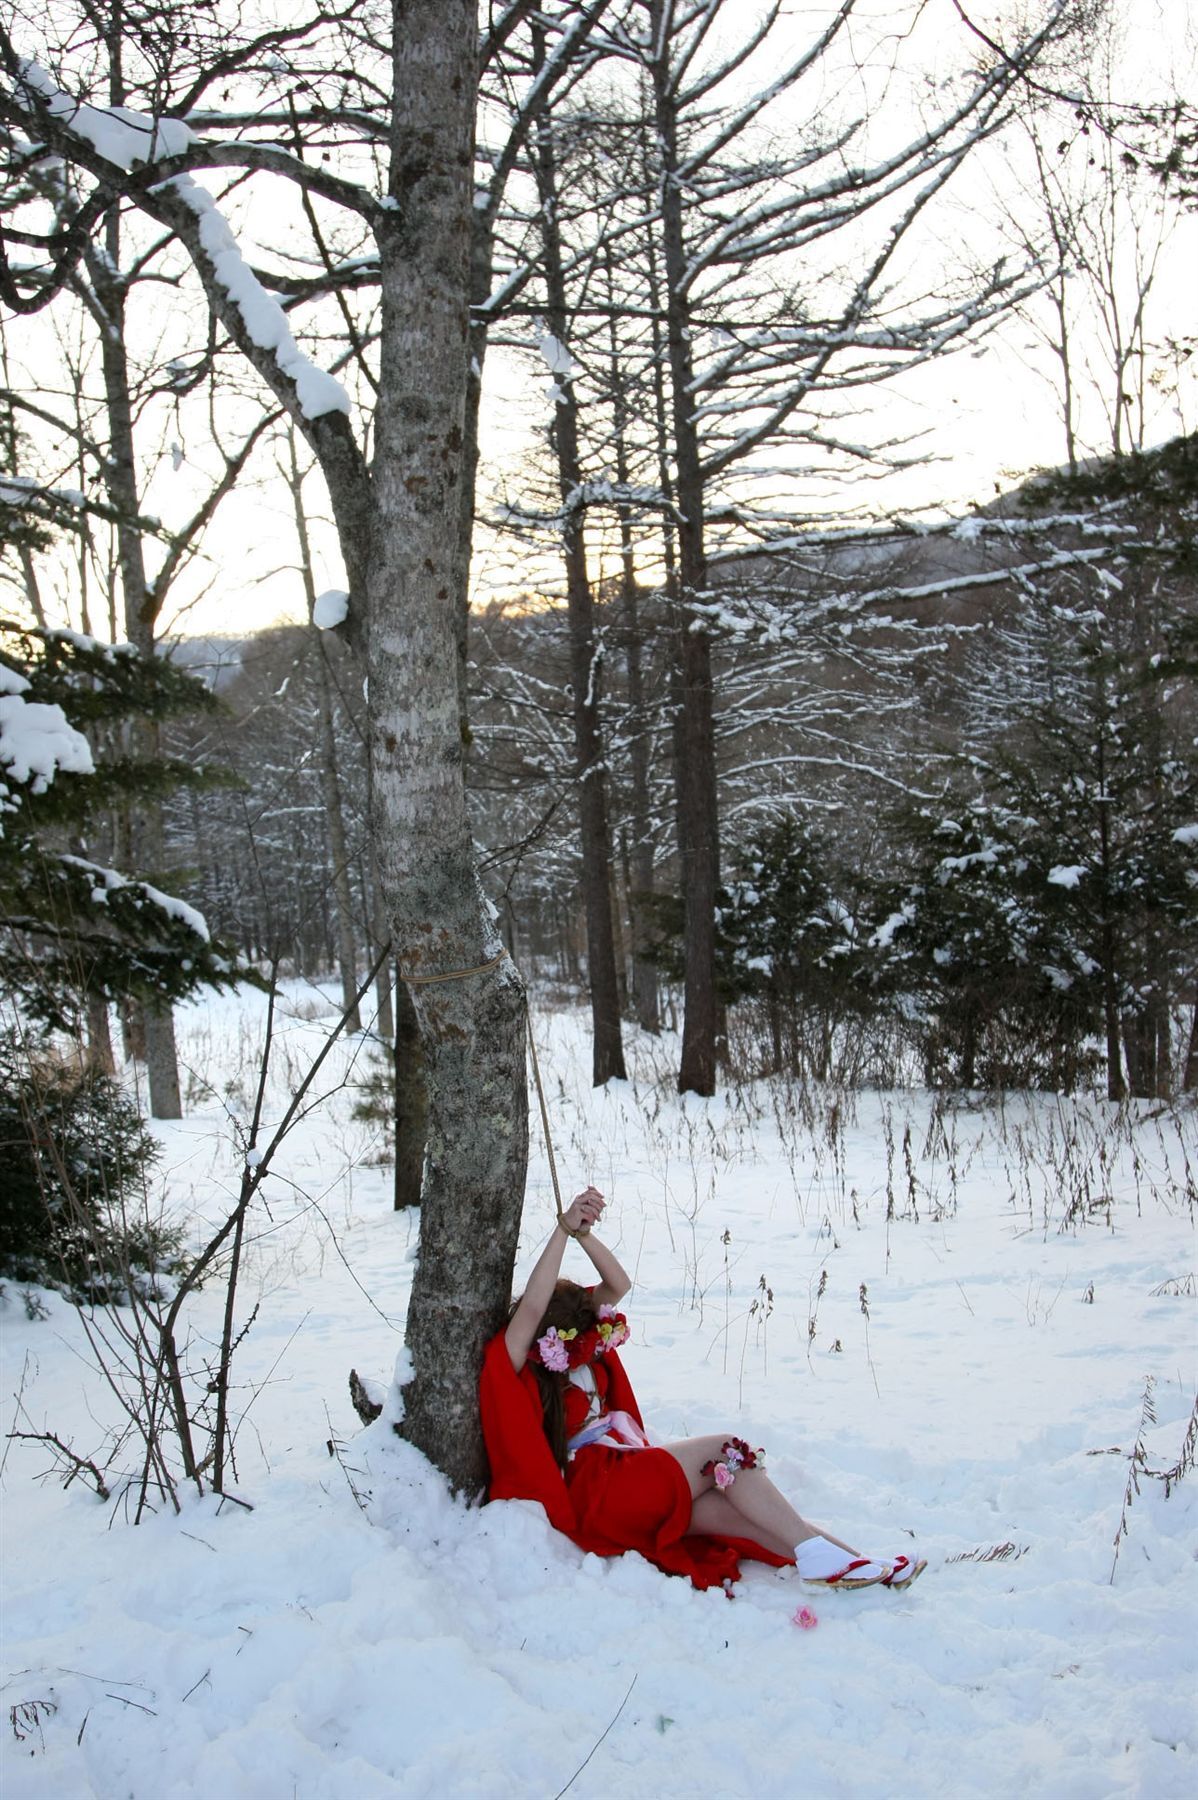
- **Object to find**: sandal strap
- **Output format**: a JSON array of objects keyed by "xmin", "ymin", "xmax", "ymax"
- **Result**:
[{"xmin": 824, "ymin": 1557, "xmax": 875, "ymax": 1585}]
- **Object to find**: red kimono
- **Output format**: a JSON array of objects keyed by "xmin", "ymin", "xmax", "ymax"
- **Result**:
[{"xmin": 479, "ymin": 1332, "xmax": 791, "ymax": 1592}]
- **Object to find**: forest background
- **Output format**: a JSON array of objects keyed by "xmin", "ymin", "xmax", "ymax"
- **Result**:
[{"xmin": 1, "ymin": 0, "xmax": 1196, "ymax": 1502}]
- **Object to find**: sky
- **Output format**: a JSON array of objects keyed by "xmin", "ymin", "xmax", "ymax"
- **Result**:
[{"xmin": 5, "ymin": 0, "xmax": 1195, "ymax": 641}]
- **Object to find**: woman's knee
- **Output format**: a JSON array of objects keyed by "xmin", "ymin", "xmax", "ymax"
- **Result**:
[{"xmin": 663, "ymin": 1434, "xmax": 733, "ymax": 1496}]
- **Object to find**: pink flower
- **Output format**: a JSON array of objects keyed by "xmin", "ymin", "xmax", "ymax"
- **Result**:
[
  {"xmin": 597, "ymin": 1304, "xmax": 616, "ymax": 1321},
  {"xmin": 713, "ymin": 1462, "xmax": 735, "ymax": 1490},
  {"xmin": 792, "ymin": 1606, "xmax": 819, "ymax": 1631},
  {"xmin": 537, "ymin": 1329, "xmax": 570, "ymax": 1373}
]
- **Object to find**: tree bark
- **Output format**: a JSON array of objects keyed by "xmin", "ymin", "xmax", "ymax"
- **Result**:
[
  {"xmin": 605, "ymin": 246, "xmax": 660, "ymax": 1034},
  {"xmin": 1094, "ymin": 738, "xmax": 1126, "ymax": 1103},
  {"xmin": 650, "ymin": 13, "xmax": 719, "ymax": 1095},
  {"xmin": 86, "ymin": 994, "xmax": 115, "ymax": 1075},
  {"xmin": 370, "ymin": 0, "xmax": 529, "ymax": 1495},
  {"xmin": 531, "ymin": 34, "xmax": 626, "ymax": 1087},
  {"xmin": 1183, "ymin": 1002, "xmax": 1198, "ymax": 1093},
  {"xmin": 287, "ymin": 431, "xmax": 363, "ymax": 1030},
  {"xmin": 393, "ymin": 975, "xmax": 427, "ymax": 1209},
  {"xmin": 88, "ymin": 113, "xmax": 182, "ymax": 1119}
]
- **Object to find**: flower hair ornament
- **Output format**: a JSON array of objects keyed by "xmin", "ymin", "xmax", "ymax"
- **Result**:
[
  {"xmin": 530, "ymin": 1305, "xmax": 630, "ymax": 1373},
  {"xmin": 700, "ymin": 1437, "xmax": 764, "ymax": 1490}
]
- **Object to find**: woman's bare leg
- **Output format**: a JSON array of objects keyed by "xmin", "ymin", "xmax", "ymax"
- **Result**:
[{"xmin": 665, "ymin": 1434, "xmax": 860, "ymax": 1559}]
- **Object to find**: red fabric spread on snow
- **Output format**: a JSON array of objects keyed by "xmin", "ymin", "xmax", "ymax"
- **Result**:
[{"xmin": 479, "ymin": 1332, "xmax": 792, "ymax": 1591}]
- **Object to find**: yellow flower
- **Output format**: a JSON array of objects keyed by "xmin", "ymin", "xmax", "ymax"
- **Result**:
[{"xmin": 559, "ymin": 1328, "xmax": 578, "ymax": 1342}]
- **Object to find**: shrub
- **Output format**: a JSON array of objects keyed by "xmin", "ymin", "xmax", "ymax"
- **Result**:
[{"xmin": 0, "ymin": 1030, "xmax": 183, "ymax": 1302}]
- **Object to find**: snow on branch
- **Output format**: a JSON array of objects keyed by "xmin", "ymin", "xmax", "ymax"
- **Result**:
[
  {"xmin": 156, "ymin": 177, "xmax": 350, "ymax": 421},
  {"xmin": 16, "ymin": 59, "xmax": 196, "ymax": 166},
  {"xmin": 59, "ymin": 854, "xmax": 211, "ymax": 942},
  {"xmin": 0, "ymin": 690, "xmax": 94, "ymax": 800},
  {"xmin": 8, "ymin": 62, "xmax": 352, "ymax": 423}
]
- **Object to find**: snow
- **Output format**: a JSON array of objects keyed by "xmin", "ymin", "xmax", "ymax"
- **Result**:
[
  {"xmin": 0, "ymin": 474, "xmax": 86, "ymax": 510},
  {"xmin": 1047, "ymin": 865, "xmax": 1089, "ymax": 889},
  {"xmin": 0, "ymin": 693, "xmax": 94, "ymax": 793},
  {"xmin": 538, "ymin": 334, "xmax": 581, "ymax": 381},
  {"xmin": 13, "ymin": 63, "xmax": 348, "ymax": 421},
  {"xmin": 57, "ymin": 855, "xmax": 211, "ymax": 941},
  {"xmin": 314, "ymin": 590, "xmax": 351, "ymax": 630},
  {"xmin": 2, "ymin": 990, "xmax": 1196, "ymax": 1798},
  {"xmin": 165, "ymin": 177, "xmax": 351, "ymax": 421},
  {"xmin": 16, "ymin": 61, "xmax": 196, "ymax": 166},
  {"xmin": 1172, "ymin": 825, "xmax": 1198, "ymax": 847}
]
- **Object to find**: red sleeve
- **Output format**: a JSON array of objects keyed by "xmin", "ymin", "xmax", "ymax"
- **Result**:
[{"xmin": 479, "ymin": 1332, "xmax": 577, "ymax": 1534}]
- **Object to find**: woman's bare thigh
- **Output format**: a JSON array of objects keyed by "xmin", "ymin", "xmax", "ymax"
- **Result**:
[{"xmin": 661, "ymin": 1433, "xmax": 733, "ymax": 1498}]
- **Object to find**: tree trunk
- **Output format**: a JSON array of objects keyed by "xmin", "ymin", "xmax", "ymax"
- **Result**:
[
  {"xmin": 86, "ymin": 994, "xmax": 115, "ymax": 1075},
  {"xmin": 532, "ymin": 40, "xmax": 626, "ymax": 1087},
  {"xmin": 604, "ymin": 244, "xmax": 660, "ymax": 1034},
  {"xmin": 90, "ymin": 175, "xmax": 182, "ymax": 1119},
  {"xmin": 393, "ymin": 976, "xmax": 427, "ymax": 1210},
  {"xmin": 1095, "ymin": 752, "xmax": 1126, "ymax": 1102},
  {"xmin": 287, "ymin": 431, "xmax": 363, "ymax": 1029},
  {"xmin": 368, "ymin": 867, "xmax": 397, "ymax": 1041},
  {"xmin": 371, "ymin": 0, "xmax": 529, "ymax": 1496},
  {"xmin": 121, "ymin": 1001, "xmax": 146, "ymax": 1063},
  {"xmin": 650, "ymin": 10, "xmax": 719, "ymax": 1096},
  {"xmin": 144, "ymin": 1009, "xmax": 183, "ymax": 1118},
  {"xmin": 1183, "ymin": 1001, "xmax": 1198, "ymax": 1093}
]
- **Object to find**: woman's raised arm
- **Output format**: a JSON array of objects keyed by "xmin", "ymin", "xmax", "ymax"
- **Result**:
[
  {"xmin": 503, "ymin": 1187, "xmax": 606, "ymax": 1370},
  {"xmin": 578, "ymin": 1219, "xmax": 631, "ymax": 1310}
]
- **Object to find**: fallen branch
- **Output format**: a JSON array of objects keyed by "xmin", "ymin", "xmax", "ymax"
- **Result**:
[{"xmin": 6, "ymin": 1429, "xmax": 110, "ymax": 1499}]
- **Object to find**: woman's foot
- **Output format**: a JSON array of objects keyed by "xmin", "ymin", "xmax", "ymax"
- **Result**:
[
  {"xmin": 883, "ymin": 1553, "xmax": 927, "ymax": 1590},
  {"xmin": 794, "ymin": 1535, "xmax": 893, "ymax": 1589}
]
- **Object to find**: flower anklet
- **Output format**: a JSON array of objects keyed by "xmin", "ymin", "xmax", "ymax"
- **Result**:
[{"xmin": 701, "ymin": 1437, "xmax": 765, "ymax": 1490}]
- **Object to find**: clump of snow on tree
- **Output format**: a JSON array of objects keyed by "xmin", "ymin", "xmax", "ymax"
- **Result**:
[
  {"xmin": 60, "ymin": 855, "xmax": 211, "ymax": 941},
  {"xmin": 313, "ymin": 590, "xmax": 350, "ymax": 630},
  {"xmin": 1047, "ymin": 864, "xmax": 1088, "ymax": 889},
  {"xmin": 0, "ymin": 692, "xmax": 94, "ymax": 795}
]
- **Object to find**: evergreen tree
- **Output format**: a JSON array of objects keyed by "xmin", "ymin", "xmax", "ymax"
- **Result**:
[
  {"xmin": 0, "ymin": 617, "xmax": 246, "ymax": 1029},
  {"xmin": 871, "ymin": 802, "xmax": 1098, "ymax": 1090},
  {"xmin": 717, "ymin": 815, "xmax": 867, "ymax": 1080}
]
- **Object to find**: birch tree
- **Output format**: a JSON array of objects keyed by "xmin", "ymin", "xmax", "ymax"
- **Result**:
[{"xmin": 0, "ymin": 0, "xmax": 552, "ymax": 1491}]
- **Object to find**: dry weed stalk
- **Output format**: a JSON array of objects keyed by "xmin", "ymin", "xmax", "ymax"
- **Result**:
[
  {"xmin": 1150, "ymin": 1273, "xmax": 1196, "ymax": 1298},
  {"xmin": 945, "ymin": 1542, "xmax": 1029, "ymax": 1564},
  {"xmin": 9, "ymin": 1698, "xmax": 57, "ymax": 1753},
  {"xmin": 1145, "ymin": 1392, "xmax": 1198, "ymax": 1500},
  {"xmin": 1109, "ymin": 1376, "xmax": 1156, "ymax": 1584}
]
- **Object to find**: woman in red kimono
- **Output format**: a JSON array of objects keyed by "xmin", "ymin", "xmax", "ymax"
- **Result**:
[{"xmin": 480, "ymin": 1187, "xmax": 925, "ymax": 1594}]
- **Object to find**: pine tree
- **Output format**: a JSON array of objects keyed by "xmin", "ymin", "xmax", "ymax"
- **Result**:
[{"xmin": 0, "ymin": 617, "xmax": 246, "ymax": 1030}]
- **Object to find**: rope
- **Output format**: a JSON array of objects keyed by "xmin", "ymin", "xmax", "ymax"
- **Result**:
[
  {"xmin": 397, "ymin": 949, "xmax": 506, "ymax": 986},
  {"xmin": 397, "ymin": 942, "xmax": 584, "ymax": 1240},
  {"xmin": 527, "ymin": 1016, "xmax": 587, "ymax": 1237}
]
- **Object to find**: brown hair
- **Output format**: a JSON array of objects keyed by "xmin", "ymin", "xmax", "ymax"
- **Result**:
[{"xmin": 511, "ymin": 1279, "xmax": 598, "ymax": 1474}]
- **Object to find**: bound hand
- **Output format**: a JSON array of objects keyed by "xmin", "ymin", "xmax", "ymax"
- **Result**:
[{"xmin": 562, "ymin": 1186, "xmax": 604, "ymax": 1235}]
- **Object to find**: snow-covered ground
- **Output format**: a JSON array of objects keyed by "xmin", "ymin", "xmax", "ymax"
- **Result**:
[{"xmin": 2, "ymin": 985, "xmax": 1196, "ymax": 1799}]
